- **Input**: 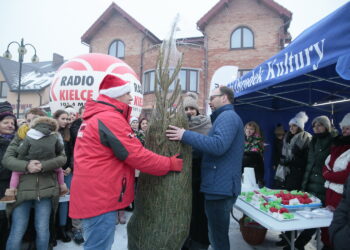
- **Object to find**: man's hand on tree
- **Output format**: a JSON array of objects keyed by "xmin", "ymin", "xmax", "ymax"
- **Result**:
[{"xmin": 166, "ymin": 125, "xmax": 185, "ymax": 141}]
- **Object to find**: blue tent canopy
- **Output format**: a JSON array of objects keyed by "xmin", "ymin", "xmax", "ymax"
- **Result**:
[
  {"xmin": 229, "ymin": 2, "xmax": 350, "ymax": 115},
  {"xmin": 227, "ymin": 2, "xmax": 350, "ymax": 188}
]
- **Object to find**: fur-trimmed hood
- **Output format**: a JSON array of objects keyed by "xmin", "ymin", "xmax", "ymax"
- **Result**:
[{"xmin": 30, "ymin": 117, "xmax": 58, "ymax": 135}]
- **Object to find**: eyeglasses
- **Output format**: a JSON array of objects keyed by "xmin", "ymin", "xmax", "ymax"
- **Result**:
[{"xmin": 209, "ymin": 94, "xmax": 223, "ymax": 101}]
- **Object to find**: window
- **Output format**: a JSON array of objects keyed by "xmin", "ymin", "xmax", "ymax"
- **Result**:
[
  {"xmin": 231, "ymin": 27, "xmax": 254, "ymax": 49},
  {"xmin": 108, "ymin": 40, "xmax": 125, "ymax": 58},
  {"xmin": 143, "ymin": 71, "xmax": 155, "ymax": 93},
  {"xmin": 0, "ymin": 81, "xmax": 8, "ymax": 98},
  {"xmin": 143, "ymin": 69, "xmax": 199, "ymax": 94}
]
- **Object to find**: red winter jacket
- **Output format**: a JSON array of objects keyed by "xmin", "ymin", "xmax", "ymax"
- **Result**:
[{"xmin": 69, "ymin": 95, "xmax": 173, "ymax": 219}]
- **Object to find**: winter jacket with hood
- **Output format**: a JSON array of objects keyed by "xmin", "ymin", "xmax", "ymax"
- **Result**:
[
  {"xmin": 2, "ymin": 124, "xmax": 66, "ymax": 210},
  {"xmin": 281, "ymin": 130, "xmax": 312, "ymax": 190},
  {"xmin": 69, "ymin": 94, "xmax": 179, "ymax": 219},
  {"xmin": 323, "ymin": 136, "xmax": 350, "ymax": 195},
  {"xmin": 301, "ymin": 132, "xmax": 333, "ymax": 203},
  {"xmin": 0, "ymin": 136, "xmax": 13, "ymax": 198},
  {"xmin": 17, "ymin": 117, "xmax": 64, "ymax": 161}
]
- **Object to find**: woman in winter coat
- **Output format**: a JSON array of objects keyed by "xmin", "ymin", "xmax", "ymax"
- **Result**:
[
  {"xmin": 0, "ymin": 117, "xmax": 68, "ymax": 203},
  {"xmin": 242, "ymin": 121, "xmax": 265, "ymax": 187},
  {"xmin": 288, "ymin": 116, "xmax": 333, "ymax": 250},
  {"xmin": 53, "ymin": 109, "xmax": 73, "ymax": 242},
  {"xmin": 0, "ymin": 102, "xmax": 17, "ymax": 250},
  {"xmin": 322, "ymin": 113, "xmax": 350, "ymax": 249},
  {"xmin": 3, "ymin": 108, "xmax": 66, "ymax": 250},
  {"xmin": 329, "ymin": 175, "xmax": 350, "ymax": 250},
  {"xmin": 275, "ymin": 111, "xmax": 312, "ymax": 190},
  {"xmin": 182, "ymin": 92, "xmax": 212, "ymax": 250},
  {"xmin": 136, "ymin": 117, "xmax": 148, "ymax": 146}
]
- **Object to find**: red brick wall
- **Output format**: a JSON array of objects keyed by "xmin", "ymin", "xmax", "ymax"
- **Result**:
[
  {"xmin": 141, "ymin": 44, "xmax": 206, "ymax": 114},
  {"xmin": 205, "ymin": 0, "xmax": 285, "ymax": 92},
  {"xmin": 87, "ymin": 0, "xmax": 288, "ymax": 115},
  {"xmin": 89, "ymin": 13, "xmax": 155, "ymax": 78}
]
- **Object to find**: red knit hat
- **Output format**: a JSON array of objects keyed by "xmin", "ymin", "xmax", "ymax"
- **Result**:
[{"xmin": 99, "ymin": 74, "xmax": 131, "ymax": 98}]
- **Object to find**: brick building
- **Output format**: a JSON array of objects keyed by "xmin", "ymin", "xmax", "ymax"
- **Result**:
[{"xmin": 81, "ymin": 0, "xmax": 292, "ymax": 117}]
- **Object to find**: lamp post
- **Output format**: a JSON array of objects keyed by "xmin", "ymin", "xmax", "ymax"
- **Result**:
[{"xmin": 3, "ymin": 38, "xmax": 39, "ymax": 118}]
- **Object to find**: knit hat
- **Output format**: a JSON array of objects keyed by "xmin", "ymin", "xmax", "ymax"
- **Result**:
[
  {"xmin": 289, "ymin": 111, "xmax": 309, "ymax": 130},
  {"xmin": 339, "ymin": 113, "xmax": 350, "ymax": 128},
  {"xmin": 183, "ymin": 92, "xmax": 199, "ymax": 111},
  {"xmin": 129, "ymin": 117, "xmax": 138, "ymax": 125},
  {"xmin": 65, "ymin": 107, "xmax": 76, "ymax": 115},
  {"xmin": 312, "ymin": 115, "xmax": 331, "ymax": 132},
  {"xmin": 0, "ymin": 101, "xmax": 16, "ymax": 121},
  {"xmin": 99, "ymin": 74, "xmax": 132, "ymax": 98}
]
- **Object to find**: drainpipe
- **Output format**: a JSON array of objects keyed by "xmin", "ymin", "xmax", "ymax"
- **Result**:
[
  {"xmin": 36, "ymin": 91, "xmax": 42, "ymax": 106},
  {"xmin": 140, "ymin": 34, "xmax": 147, "ymax": 81},
  {"xmin": 203, "ymin": 32, "xmax": 209, "ymax": 115}
]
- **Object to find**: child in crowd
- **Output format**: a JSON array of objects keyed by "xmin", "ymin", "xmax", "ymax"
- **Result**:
[
  {"xmin": 242, "ymin": 121, "xmax": 265, "ymax": 187},
  {"xmin": 130, "ymin": 117, "xmax": 139, "ymax": 132},
  {"xmin": 65, "ymin": 106, "xmax": 77, "ymax": 125},
  {"xmin": 0, "ymin": 116, "xmax": 68, "ymax": 203}
]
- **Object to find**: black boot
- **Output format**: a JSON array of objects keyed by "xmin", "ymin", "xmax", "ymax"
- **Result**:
[
  {"xmin": 58, "ymin": 226, "xmax": 71, "ymax": 242},
  {"xmin": 276, "ymin": 237, "xmax": 288, "ymax": 246},
  {"xmin": 72, "ymin": 229, "xmax": 84, "ymax": 245},
  {"xmin": 50, "ymin": 231, "xmax": 57, "ymax": 247},
  {"xmin": 294, "ymin": 229, "xmax": 316, "ymax": 250},
  {"xmin": 276, "ymin": 232, "xmax": 290, "ymax": 246}
]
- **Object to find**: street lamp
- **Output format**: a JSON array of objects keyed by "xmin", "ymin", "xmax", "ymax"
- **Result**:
[{"xmin": 3, "ymin": 38, "xmax": 39, "ymax": 118}]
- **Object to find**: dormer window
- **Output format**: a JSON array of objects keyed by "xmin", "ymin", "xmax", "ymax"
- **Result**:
[
  {"xmin": 108, "ymin": 40, "xmax": 125, "ymax": 58},
  {"xmin": 230, "ymin": 26, "xmax": 254, "ymax": 49}
]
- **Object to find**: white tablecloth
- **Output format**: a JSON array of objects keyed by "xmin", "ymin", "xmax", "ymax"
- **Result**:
[
  {"xmin": 234, "ymin": 198, "xmax": 333, "ymax": 250},
  {"xmin": 234, "ymin": 198, "xmax": 332, "ymax": 231}
]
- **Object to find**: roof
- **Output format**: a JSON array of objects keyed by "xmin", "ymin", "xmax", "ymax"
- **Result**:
[
  {"xmin": 176, "ymin": 36, "xmax": 204, "ymax": 46},
  {"xmin": 197, "ymin": 0, "xmax": 292, "ymax": 31},
  {"xmin": 0, "ymin": 56, "xmax": 64, "ymax": 92},
  {"xmin": 81, "ymin": 2, "xmax": 161, "ymax": 45}
]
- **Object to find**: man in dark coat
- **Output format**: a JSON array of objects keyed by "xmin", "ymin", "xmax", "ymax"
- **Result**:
[
  {"xmin": 167, "ymin": 86, "xmax": 244, "ymax": 250},
  {"xmin": 329, "ymin": 175, "xmax": 350, "ymax": 250}
]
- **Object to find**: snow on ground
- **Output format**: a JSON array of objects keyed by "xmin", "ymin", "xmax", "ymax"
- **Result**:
[{"xmin": 54, "ymin": 209, "xmax": 318, "ymax": 250}]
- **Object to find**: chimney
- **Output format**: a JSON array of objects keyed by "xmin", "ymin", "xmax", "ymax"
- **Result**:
[{"xmin": 52, "ymin": 53, "xmax": 64, "ymax": 66}]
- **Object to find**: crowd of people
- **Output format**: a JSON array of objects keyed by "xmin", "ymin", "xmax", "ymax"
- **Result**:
[{"xmin": 0, "ymin": 76, "xmax": 349, "ymax": 250}]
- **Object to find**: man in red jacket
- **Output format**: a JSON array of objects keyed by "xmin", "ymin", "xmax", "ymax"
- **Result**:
[{"xmin": 69, "ymin": 74, "xmax": 183, "ymax": 250}]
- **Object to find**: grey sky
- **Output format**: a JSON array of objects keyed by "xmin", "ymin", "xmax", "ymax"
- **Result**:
[{"xmin": 0, "ymin": 0, "xmax": 348, "ymax": 62}]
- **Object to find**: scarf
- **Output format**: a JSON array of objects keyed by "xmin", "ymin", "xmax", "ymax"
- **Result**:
[{"xmin": 0, "ymin": 134, "xmax": 14, "ymax": 141}]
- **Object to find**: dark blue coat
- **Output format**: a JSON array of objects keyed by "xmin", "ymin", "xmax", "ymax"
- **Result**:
[{"xmin": 182, "ymin": 104, "xmax": 244, "ymax": 197}]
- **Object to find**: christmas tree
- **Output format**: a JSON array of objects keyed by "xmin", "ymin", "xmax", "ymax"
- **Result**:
[{"xmin": 127, "ymin": 19, "xmax": 192, "ymax": 250}]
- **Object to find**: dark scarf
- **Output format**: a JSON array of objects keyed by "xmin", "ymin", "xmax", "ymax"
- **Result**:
[
  {"xmin": 210, "ymin": 104, "xmax": 234, "ymax": 123},
  {"xmin": 314, "ymin": 131, "xmax": 330, "ymax": 139},
  {"xmin": 0, "ymin": 134, "xmax": 14, "ymax": 141}
]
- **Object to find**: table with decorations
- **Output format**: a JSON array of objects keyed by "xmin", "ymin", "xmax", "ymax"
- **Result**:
[{"xmin": 234, "ymin": 187, "xmax": 333, "ymax": 250}]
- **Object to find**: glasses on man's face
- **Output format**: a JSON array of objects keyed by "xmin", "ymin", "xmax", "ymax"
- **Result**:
[{"xmin": 209, "ymin": 94, "xmax": 223, "ymax": 101}]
